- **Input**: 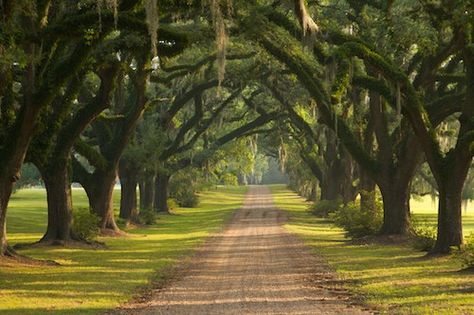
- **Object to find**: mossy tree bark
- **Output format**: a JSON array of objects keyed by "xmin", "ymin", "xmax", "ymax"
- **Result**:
[
  {"xmin": 73, "ymin": 55, "xmax": 150, "ymax": 235},
  {"xmin": 256, "ymin": 17, "xmax": 425, "ymax": 235},
  {"xmin": 31, "ymin": 64, "xmax": 119, "ymax": 244}
]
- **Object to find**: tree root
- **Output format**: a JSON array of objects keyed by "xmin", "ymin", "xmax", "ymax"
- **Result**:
[{"xmin": 13, "ymin": 238, "xmax": 107, "ymax": 250}]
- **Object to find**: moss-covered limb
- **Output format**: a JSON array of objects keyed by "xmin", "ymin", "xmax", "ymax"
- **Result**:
[
  {"xmin": 248, "ymin": 16, "xmax": 379, "ymax": 176},
  {"xmin": 352, "ymin": 75, "xmax": 395, "ymax": 106},
  {"xmin": 426, "ymin": 92, "xmax": 464, "ymax": 125},
  {"xmin": 42, "ymin": 2, "xmax": 139, "ymax": 39},
  {"xmin": 161, "ymin": 80, "xmax": 219, "ymax": 127},
  {"xmin": 27, "ymin": 74, "xmax": 85, "ymax": 169},
  {"xmin": 73, "ymin": 139, "xmax": 108, "ymax": 171},
  {"xmin": 34, "ymin": 41, "xmax": 95, "ymax": 111},
  {"xmin": 464, "ymin": 40, "xmax": 474, "ymax": 117},
  {"xmin": 174, "ymin": 111, "xmax": 282, "ymax": 170},
  {"xmin": 330, "ymin": 58, "xmax": 351, "ymax": 105},
  {"xmin": 265, "ymin": 81, "xmax": 317, "ymax": 149},
  {"xmin": 338, "ymin": 42, "xmax": 406, "ymax": 82},
  {"xmin": 299, "ymin": 150, "xmax": 324, "ymax": 183},
  {"xmin": 333, "ymin": 40, "xmax": 446, "ymax": 173},
  {"xmin": 366, "ymin": 89, "xmax": 394, "ymax": 171},
  {"xmin": 172, "ymin": 88, "xmax": 242, "ymax": 157},
  {"xmin": 154, "ymin": 52, "xmax": 255, "ymax": 84},
  {"xmin": 55, "ymin": 64, "xmax": 120, "ymax": 159},
  {"xmin": 106, "ymin": 61, "xmax": 149, "ymax": 165},
  {"xmin": 160, "ymin": 93, "xmax": 205, "ymax": 160},
  {"xmin": 413, "ymin": 29, "xmax": 465, "ymax": 89},
  {"xmin": 242, "ymin": 94, "xmax": 273, "ymax": 117},
  {"xmin": 210, "ymin": 111, "xmax": 281, "ymax": 151}
]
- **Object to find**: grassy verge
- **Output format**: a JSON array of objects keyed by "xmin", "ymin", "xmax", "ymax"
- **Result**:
[
  {"xmin": 269, "ymin": 184, "xmax": 474, "ymax": 315},
  {"xmin": 0, "ymin": 185, "xmax": 247, "ymax": 315}
]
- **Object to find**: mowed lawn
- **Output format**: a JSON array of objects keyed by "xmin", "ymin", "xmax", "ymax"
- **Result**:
[
  {"xmin": 1, "ymin": 185, "xmax": 247, "ymax": 315},
  {"xmin": 270, "ymin": 185, "xmax": 474, "ymax": 315}
]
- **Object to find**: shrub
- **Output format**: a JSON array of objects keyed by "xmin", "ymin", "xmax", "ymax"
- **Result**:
[
  {"xmin": 331, "ymin": 196, "xmax": 383, "ymax": 238},
  {"xmin": 72, "ymin": 208, "xmax": 100, "ymax": 242},
  {"xmin": 139, "ymin": 207, "xmax": 157, "ymax": 225},
  {"xmin": 456, "ymin": 233, "xmax": 474, "ymax": 269},
  {"xmin": 169, "ymin": 170, "xmax": 201, "ymax": 208},
  {"xmin": 411, "ymin": 219, "xmax": 437, "ymax": 251},
  {"xmin": 167, "ymin": 198, "xmax": 179, "ymax": 211},
  {"xmin": 174, "ymin": 188, "xmax": 199, "ymax": 207},
  {"xmin": 221, "ymin": 173, "xmax": 239, "ymax": 186},
  {"xmin": 309, "ymin": 199, "xmax": 341, "ymax": 217}
]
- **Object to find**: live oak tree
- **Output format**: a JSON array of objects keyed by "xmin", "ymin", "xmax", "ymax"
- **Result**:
[{"xmin": 0, "ymin": 0, "xmax": 140, "ymax": 255}]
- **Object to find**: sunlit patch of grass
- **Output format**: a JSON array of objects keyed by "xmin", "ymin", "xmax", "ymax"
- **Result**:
[
  {"xmin": 1, "ymin": 185, "xmax": 247, "ymax": 315},
  {"xmin": 269, "ymin": 184, "xmax": 474, "ymax": 315},
  {"xmin": 411, "ymin": 196, "xmax": 474, "ymax": 234}
]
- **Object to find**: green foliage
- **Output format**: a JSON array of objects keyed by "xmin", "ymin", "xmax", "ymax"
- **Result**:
[
  {"xmin": 72, "ymin": 208, "xmax": 100, "ymax": 242},
  {"xmin": 330, "ymin": 195, "xmax": 383, "ymax": 238},
  {"xmin": 169, "ymin": 170, "xmax": 202, "ymax": 208},
  {"xmin": 139, "ymin": 207, "xmax": 157, "ymax": 225},
  {"xmin": 221, "ymin": 173, "xmax": 238, "ymax": 186},
  {"xmin": 173, "ymin": 187, "xmax": 200, "ymax": 208},
  {"xmin": 309, "ymin": 199, "xmax": 341, "ymax": 217},
  {"xmin": 411, "ymin": 219, "xmax": 437, "ymax": 252},
  {"xmin": 167, "ymin": 198, "xmax": 179, "ymax": 211},
  {"xmin": 456, "ymin": 233, "xmax": 474, "ymax": 269},
  {"xmin": 14, "ymin": 163, "xmax": 42, "ymax": 192}
]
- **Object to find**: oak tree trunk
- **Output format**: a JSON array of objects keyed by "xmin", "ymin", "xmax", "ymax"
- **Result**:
[
  {"xmin": 0, "ymin": 178, "xmax": 15, "ymax": 256},
  {"xmin": 119, "ymin": 163, "xmax": 138, "ymax": 222},
  {"xmin": 84, "ymin": 170, "xmax": 120, "ymax": 233},
  {"xmin": 154, "ymin": 173, "xmax": 170, "ymax": 213},
  {"xmin": 379, "ymin": 183, "xmax": 411, "ymax": 235},
  {"xmin": 433, "ymin": 174, "xmax": 466, "ymax": 253},
  {"xmin": 39, "ymin": 165, "xmax": 74, "ymax": 244},
  {"xmin": 139, "ymin": 175, "xmax": 155, "ymax": 210}
]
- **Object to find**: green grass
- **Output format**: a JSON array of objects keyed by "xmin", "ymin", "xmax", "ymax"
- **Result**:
[
  {"xmin": 270, "ymin": 184, "xmax": 474, "ymax": 315},
  {"xmin": 411, "ymin": 196, "xmax": 474, "ymax": 235},
  {"xmin": 1, "ymin": 185, "xmax": 247, "ymax": 315}
]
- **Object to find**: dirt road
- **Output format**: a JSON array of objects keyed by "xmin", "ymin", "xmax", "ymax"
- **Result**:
[{"xmin": 114, "ymin": 186, "xmax": 373, "ymax": 314}]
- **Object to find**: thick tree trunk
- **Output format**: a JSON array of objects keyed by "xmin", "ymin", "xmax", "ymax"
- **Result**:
[
  {"xmin": 119, "ymin": 164, "xmax": 138, "ymax": 222},
  {"xmin": 154, "ymin": 173, "xmax": 170, "ymax": 213},
  {"xmin": 379, "ymin": 183, "xmax": 411, "ymax": 235},
  {"xmin": 320, "ymin": 175, "xmax": 340, "ymax": 201},
  {"xmin": 84, "ymin": 170, "xmax": 120, "ymax": 233},
  {"xmin": 359, "ymin": 171, "xmax": 376, "ymax": 213},
  {"xmin": 39, "ymin": 165, "xmax": 74, "ymax": 243},
  {"xmin": 0, "ymin": 178, "xmax": 15, "ymax": 256},
  {"xmin": 433, "ymin": 176, "xmax": 465, "ymax": 253},
  {"xmin": 139, "ymin": 175, "xmax": 155, "ymax": 210},
  {"xmin": 0, "ymin": 103, "xmax": 43, "ymax": 255}
]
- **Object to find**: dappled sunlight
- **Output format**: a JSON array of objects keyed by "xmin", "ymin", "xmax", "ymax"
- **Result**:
[
  {"xmin": 270, "ymin": 185, "xmax": 474, "ymax": 314},
  {"xmin": 0, "ymin": 186, "xmax": 247, "ymax": 315},
  {"xmin": 116, "ymin": 186, "xmax": 370, "ymax": 315}
]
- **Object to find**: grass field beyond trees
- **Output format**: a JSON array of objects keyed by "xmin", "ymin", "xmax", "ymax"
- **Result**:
[
  {"xmin": 0, "ymin": 186, "xmax": 247, "ymax": 315},
  {"xmin": 270, "ymin": 185, "xmax": 474, "ymax": 315}
]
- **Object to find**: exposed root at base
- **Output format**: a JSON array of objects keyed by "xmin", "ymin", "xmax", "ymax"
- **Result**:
[{"xmin": 13, "ymin": 239, "xmax": 107, "ymax": 250}]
